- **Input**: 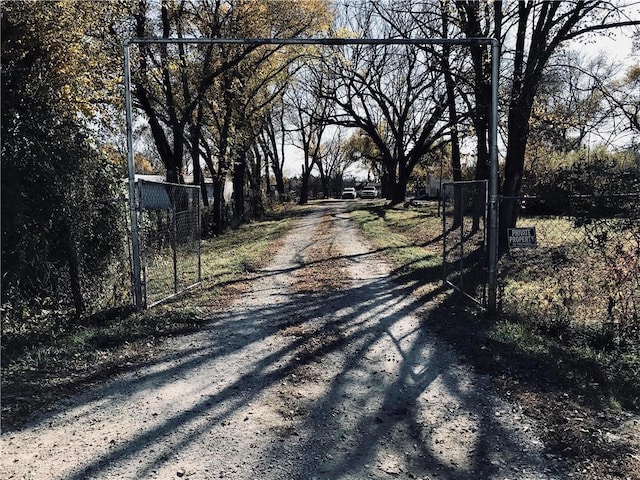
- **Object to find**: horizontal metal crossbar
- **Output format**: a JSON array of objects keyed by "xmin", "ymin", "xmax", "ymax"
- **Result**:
[{"xmin": 124, "ymin": 37, "xmax": 498, "ymax": 47}]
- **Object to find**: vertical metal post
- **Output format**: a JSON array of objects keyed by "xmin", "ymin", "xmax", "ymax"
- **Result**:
[
  {"xmin": 197, "ymin": 191, "xmax": 202, "ymax": 283},
  {"xmin": 459, "ymin": 185, "xmax": 465, "ymax": 289},
  {"xmin": 482, "ymin": 179, "xmax": 489, "ymax": 306},
  {"xmin": 487, "ymin": 39, "xmax": 500, "ymax": 312},
  {"xmin": 172, "ymin": 191, "xmax": 178, "ymax": 294},
  {"xmin": 124, "ymin": 42, "xmax": 143, "ymax": 310},
  {"xmin": 138, "ymin": 182, "xmax": 148, "ymax": 307},
  {"xmin": 442, "ymin": 184, "xmax": 448, "ymax": 282}
]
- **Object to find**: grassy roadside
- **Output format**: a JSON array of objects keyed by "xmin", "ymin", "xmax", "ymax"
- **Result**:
[
  {"xmin": 1, "ymin": 207, "xmax": 298, "ymax": 432},
  {"xmin": 349, "ymin": 201, "xmax": 640, "ymax": 480}
]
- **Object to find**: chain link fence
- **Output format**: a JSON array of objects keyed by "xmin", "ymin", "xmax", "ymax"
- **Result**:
[
  {"xmin": 442, "ymin": 181, "xmax": 489, "ymax": 307},
  {"xmin": 1, "ymin": 194, "xmax": 133, "ymax": 335},
  {"xmin": 498, "ymin": 193, "xmax": 640, "ymax": 333},
  {"xmin": 136, "ymin": 180, "xmax": 202, "ymax": 307},
  {"xmin": 94, "ymin": 196, "xmax": 134, "ymax": 313}
]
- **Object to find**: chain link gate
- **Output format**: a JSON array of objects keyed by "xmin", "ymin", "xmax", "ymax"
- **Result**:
[
  {"xmin": 134, "ymin": 180, "xmax": 202, "ymax": 308},
  {"xmin": 442, "ymin": 180, "xmax": 489, "ymax": 307}
]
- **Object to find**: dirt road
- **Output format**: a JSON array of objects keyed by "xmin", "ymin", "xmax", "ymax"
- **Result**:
[{"xmin": 1, "ymin": 202, "xmax": 568, "ymax": 479}]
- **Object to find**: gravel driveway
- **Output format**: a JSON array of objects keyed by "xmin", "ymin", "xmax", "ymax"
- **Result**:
[{"xmin": 1, "ymin": 202, "xmax": 568, "ymax": 479}]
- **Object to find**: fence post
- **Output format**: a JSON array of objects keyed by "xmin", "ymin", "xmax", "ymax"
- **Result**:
[
  {"xmin": 459, "ymin": 184, "xmax": 465, "ymax": 289},
  {"xmin": 172, "ymin": 188, "xmax": 178, "ymax": 294},
  {"xmin": 197, "ymin": 190, "xmax": 202, "ymax": 282},
  {"xmin": 442, "ymin": 184, "xmax": 448, "ymax": 283},
  {"xmin": 124, "ymin": 41, "xmax": 143, "ymax": 310},
  {"xmin": 487, "ymin": 39, "xmax": 500, "ymax": 313}
]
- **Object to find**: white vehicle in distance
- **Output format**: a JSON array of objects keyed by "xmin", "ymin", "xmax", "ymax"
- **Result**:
[
  {"xmin": 341, "ymin": 187, "xmax": 357, "ymax": 199},
  {"xmin": 360, "ymin": 185, "xmax": 378, "ymax": 199}
]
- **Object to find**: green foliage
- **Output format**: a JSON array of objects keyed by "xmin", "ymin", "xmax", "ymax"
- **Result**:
[
  {"xmin": 1, "ymin": 4, "xmax": 126, "ymax": 320},
  {"xmin": 522, "ymin": 149, "xmax": 640, "ymax": 217}
]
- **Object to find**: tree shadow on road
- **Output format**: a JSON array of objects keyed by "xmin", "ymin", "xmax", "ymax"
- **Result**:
[{"xmin": 2, "ymin": 205, "xmax": 563, "ymax": 480}]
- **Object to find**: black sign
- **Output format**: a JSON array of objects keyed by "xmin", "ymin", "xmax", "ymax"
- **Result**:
[{"xmin": 507, "ymin": 227, "xmax": 537, "ymax": 248}]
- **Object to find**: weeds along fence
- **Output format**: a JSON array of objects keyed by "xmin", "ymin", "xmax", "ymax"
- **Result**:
[
  {"xmin": 135, "ymin": 180, "xmax": 202, "ymax": 308},
  {"xmin": 1, "ymin": 195, "xmax": 133, "ymax": 335},
  {"xmin": 96, "ymin": 196, "xmax": 135, "ymax": 313},
  {"xmin": 498, "ymin": 193, "xmax": 639, "ymax": 341}
]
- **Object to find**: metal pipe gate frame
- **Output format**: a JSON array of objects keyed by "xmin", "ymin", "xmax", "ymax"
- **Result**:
[{"xmin": 123, "ymin": 36, "xmax": 501, "ymax": 312}]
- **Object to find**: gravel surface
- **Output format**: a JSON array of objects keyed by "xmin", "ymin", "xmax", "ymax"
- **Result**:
[{"xmin": 1, "ymin": 202, "xmax": 569, "ymax": 479}]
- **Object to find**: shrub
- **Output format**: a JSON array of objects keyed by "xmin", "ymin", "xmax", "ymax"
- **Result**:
[{"xmin": 1, "ymin": 6, "xmax": 128, "ymax": 327}]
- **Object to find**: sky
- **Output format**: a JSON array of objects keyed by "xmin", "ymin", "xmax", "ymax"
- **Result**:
[{"xmin": 575, "ymin": 28, "xmax": 637, "ymax": 66}]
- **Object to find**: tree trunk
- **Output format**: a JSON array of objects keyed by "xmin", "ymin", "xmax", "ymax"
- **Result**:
[
  {"xmin": 249, "ymin": 145, "xmax": 265, "ymax": 218},
  {"xmin": 317, "ymin": 162, "xmax": 329, "ymax": 199},
  {"xmin": 298, "ymin": 164, "xmax": 313, "ymax": 205},
  {"xmin": 382, "ymin": 156, "xmax": 398, "ymax": 202},
  {"xmin": 500, "ymin": 98, "xmax": 531, "ymax": 249},
  {"xmin": 393, "ymin": 163, "xmax": 412, "ymax": 205},
  {"xmin": 265, "ymin": 151, "xmax": 272, "ymax": 195},
  {"xmin": 441, "ymin": 10, "xmax": 464, "ymax": 227},
  {"xmin": 264, "ymin": 109, "xmax": 286, "ymax": 199},
  {"xmin": 190, "ymin": 105, "xmax": 209, "ymax": 207},
  {"xmin": 212, "ymin": 175, "xmax": 225, "ymax": 235},
  {"xmin": 271, "ymin": 157, "xmax": 286, "ymax": 199},
  {"xmin": 455, "ymin": 4, "xmax": 491, "ymax": 183},
  {"xmin": 232, "ymin": 150, "xmax": 246, "ymax": 223}
]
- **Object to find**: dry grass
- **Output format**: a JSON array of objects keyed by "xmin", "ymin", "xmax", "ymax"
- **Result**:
[{"xmin": 500, "ymin": 216, "xmax": 639, "ymax": 329}]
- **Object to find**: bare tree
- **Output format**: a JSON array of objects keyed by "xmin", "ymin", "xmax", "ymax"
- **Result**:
[
  {"xmin": 449, "ymin": 1, "xmax": 640, "ymax": 245},
  {"xmin": 286, "ymin": 62, "xmax": 335, "ymax": 204},
  {"xmin": 322, "ymin": 2, "xmax": 452, "ymax": 204},
  {"xmin": 315, "ymin": 127, "xmax": 359, "ymax": 198},
  {"xmin": 604, "ymin": 62, "xmax": 640, "ymax": 146},
  {"xmin": 528, "ymin": 51, "xmax": 623, "ymax": 157}
]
